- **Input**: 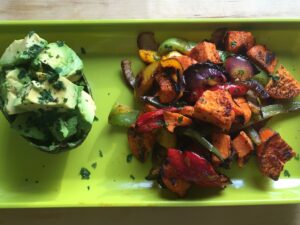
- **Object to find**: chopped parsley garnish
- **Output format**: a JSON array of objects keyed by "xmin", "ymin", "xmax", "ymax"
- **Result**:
[
  {"xmin": 91, "ymin": 162, "xmax": 97, "ymax": 169},
  {"xmin": 130, "ymin": 174, "xmax": 135, "ymax": 180},
  {"xmin": 94, "ymin": 116, "xmax": 99, "ymax": 122},
  {"xmin": 237, "ymin": 69, "xmax": 245, "ymax": 75},
  {"xmin": 283, "ymin": 169, "xmax": 291, "ymax": 178},
  {"xmin": 56, "ymin": 40, "xmax": 65, "ymax": 47},
  {"xmin": 127, "ymin": 154, "xmax": 133, "ymax": 163},
  {"xmin": 231, "ymin": 41, "xmax": 237, "ymax": 47},
  {"xmin": 87, "ymin": 186, "xmax": 90, "ymax": 190},
  {"xmin": 271, "ymin": 75, "xmax": 280, "ymax": 81},
  {"xmin": 295, "ymin": 153, "xmax": 300, "ymax": 161},
  {"xmin": 38, "ymin": 90, "xmax": 55, "ymax": 104},
  {"xmin": 35, "ymin": 180, "xmax": 39, "ymax": 184},
  {"xmin": 80, "ymin": 47, "xmax": 87, "ymax": 55},
  {"xmin": 99, "ymin": 150, "xmax": 103, "ymax": 158},
  {"xmin": 55, "ymin": 67, "xmax": 62, "ymax": 74},
  {"xmin": 18, "ymin": 69, "xmax": 27, "ymax": 80},
  {"xmin": 27, "ymin": 31, "xmax": 35, "ymax": 38},
  {"xmin": 56, "ymin": 54, "xmax": 60, "ymax": 59},
  {"xmin": 52, "ymin": 80, "xmax": 65, "ymax": 91},
  {"xmin": 80, "ymin": 167, "xmax": 91, "ymax": 180},
  {"xmin": 25, "ymin": 178, "xmax": 29, "ymax": 182},
  {"xmin": 177, "ymin": 116, "xmax": 183, "ymax": 124}
]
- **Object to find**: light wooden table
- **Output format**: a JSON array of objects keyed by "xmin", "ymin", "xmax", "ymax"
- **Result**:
[{"xmin": 0, "ymin": 0, "xmax": 300, "ymax": 224}]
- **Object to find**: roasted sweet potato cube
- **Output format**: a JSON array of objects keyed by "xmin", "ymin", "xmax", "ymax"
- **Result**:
[
  {"xmin": 232, "ymin": 131, "xmax": 254, "ymax": 167},
  {"xmin": 179, "ymin": 106, "xmax": 194, "ymax": 117},
  {"xmin": 234, "ymin": 97, "xmax": 252, "ymax": 124},
  {"xmin": 211, "ymin": 132, "xmax": 231, "ymax": 166},
  {"xmin": 163, "ymin": 111, "xmax": 192, "ymax": 133},
  {"xmin": 189, "ymin": 41, "xmax": 221, "ymax": 64},
  {"xmin": 175, "ymin": 55, "xmax": 197, "ymax": 70},
  {"xmin": 257, "ymin": 128, "xmax": 296, "ymax": 180},
  {"xmin": 247, "ymin": 45, "xmax": 278, "ymax": 74},
  {"xmin": 155, "ymin": 73, "xmax": 177, "ymax": 103},
  {"xmin": 225, "ymin": 31, "xmax": 255, "ymax": 53},
  {"xmin": 127, "ymin": 126, "xmax": 156, "ymax": 162},
  {"xmin": 193, "ymin": 90, "xmax": 236, "ymax": 130},
  {"xmin": 265, "ymin": 65, "xmax": 300, "ymax": 99}
]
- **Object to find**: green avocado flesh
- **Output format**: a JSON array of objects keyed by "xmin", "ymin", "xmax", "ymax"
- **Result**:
[{"xmin": 0, "ymin": 32, "xmax": 96, "ymax": 152}]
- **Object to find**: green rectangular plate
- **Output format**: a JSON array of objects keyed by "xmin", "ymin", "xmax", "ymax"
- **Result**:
[{"xmin": 0, "ymin": 19, "xmax": 299, "ymax": 208}]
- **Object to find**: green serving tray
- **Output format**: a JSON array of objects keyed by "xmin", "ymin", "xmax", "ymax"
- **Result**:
[{"xmin": 0, "ymin": 19, "xmax": 299, "ymax": 208}]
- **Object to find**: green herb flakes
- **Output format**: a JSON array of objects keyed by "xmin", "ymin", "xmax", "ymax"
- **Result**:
[
  {"xmin": 231, "ymin": 41, "xmax": 237, "ymax": 47},
  {"xmin": 99, "ymin": 150, "xmax": 103, "ymax": 158},
  {"xmin": 91, "ymin": 162, "xmax": 97, "ymax": 169},
  {"xmin": 177, "ymin": 116, "xmax": 183, "ymax": 124},
  {"xmin": 80, "ymin": 167, "xmax": 91, "ymax": 180},
  {"xmin": 56, "ymin": 40, "xmax": 64, "ymax": 47},
  {"xmin": 80, "ymin": 47, "xmax": 87, "ymax": 55},
  {"xmin": 130, "ymin": 174, "xmax": 135, "ymax": 180},
  {"xmin": 295, "ymin": 153, "xmax": 300, "ymax": 161},
  {"xmin": 127, "ymin": 154, "xmax": 133, "ymax": 163},
  {"xmin": 38, "ymin": 90, "xmax": 55, "ymax": 104},
  {"xmin": 283, "ymin": 170, "xmax": 291, "ymax": 178}
]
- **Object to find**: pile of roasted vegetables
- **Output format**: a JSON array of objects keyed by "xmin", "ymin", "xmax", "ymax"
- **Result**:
[{"xmin": 109, "ymin": 29, "xmax": 300, "ymax": 197}]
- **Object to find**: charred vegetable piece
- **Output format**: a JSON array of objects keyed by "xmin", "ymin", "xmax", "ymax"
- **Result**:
[
  {"xmin": 166, "ymin": 148, "xmax": 230, "ymax": 188},
  {"xmin": 232, "ymin": 131, "xmax": 254, "ymax": 167},
  {"xmin": 240, "ymin": 80, "xmax": 270, "ymax": 99},
  {"xmin": 211, "ymin": 28, "xmax": 228, "ymax": 50},
  {"xmin": 135, "ymin": 107, "xmax": 177, "ymax": 133},
  {"xmin": 184, "ymin": 63, "xmax": 227, "ymax": 103},
  {"xmin": 211, "ymin": 84, "xmax": 249, "ymax": 97},
  {"xmin": 189, "ymin": 41, "xmax": 221, "ymax": 64},
  {"xmin": 158, "ymin": 38, "xmax": 196, "ymax": 55},
  {"xmin": 134, "ymin": 61, "xmax": 159, "ymax": 97},
  {"xmin": 225, "ymin": 55, "xmax": 258, "ymax": 81},
  {"xmin": 138, "ymin": 49, "xmax": 160, "ymax": 64},
  {"xmin": 211, "ymin": 132, "xmax": 232, "ymax": 167},
  {"xmin": 176, "ymin": 127, "xmax": 224, "ymax": 161},
  {"xmin": 245, "ymin": 127, "xmax": 261, "ymax": 145},
  {"xmin": 225, "ymin": 31, "xmax": 255, "ymax": 53},
  {"xmin": 108, "ymin": 104, "xmax": 139, "ymax": 127},
  {"xmin": 257, "ymin": 128, "xmax": 296, "ymax": 180},
  {"xmin": 161, "ymin": 164, "xmax": 191, "ymax": 197},
  {"xmin": 247, "ymin": 45, "xmax": 277, "ymax": 74},
  {"xmin": 193, "ymin": 89, "xmax": 236, "ymax": 130},
  {"xmin": 137, "ymin": 32, "xmax": 159, "ymax": 51},
  {"xmin": 261, "ymin": 101, "xmax": 300, "ymax": 119},
  {"xmin": 163, "ymin": 111, "xmax": 192, "ymax": 133},
  {"xmin": 265, "ymin": 65, "xmax": 300, "ymax": 99},
  {"xmin": 155, "ymin": 73, "xmax": 178, "ymax": 104},
  {"xmin": 127, "ymin": 126, "xmax": 156, "ymax": 162},
  {"xmin": 121, "ymin": 59, "xmax": 136, "ymax": 89}
]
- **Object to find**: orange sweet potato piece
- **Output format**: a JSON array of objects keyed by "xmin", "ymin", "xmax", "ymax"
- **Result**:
[
  {"xmin": 162, "ymin": 164, "xmax": 191, "ymax": 197},
  {"xmin": 234, "ymin": 97, "xmax": 252, "ymax": 124},
  {"xmin": 257, "ymin": 128, "xmax": 296, "ymax": 180},
  {"xmin": 127, "ymin": 126, "xmax": 156, "ymax": 162},
  {"xmin": 265, "ymin": 65, "xmax": 300, "ymax": 99},
  {"xmin": 163, "ymin": 111, "xmax": 192, "ymax": 133},
  {"xmin": 232, "ymin": 131, "xmax": 254, "ymax": 167},
  {"xmin": 225, "ymin": 31, "xmax": 255, "ymax": 53},
  {"xmin": 175, "ymin": 55, "xmax": 197, "ymax": 70},
  {"xmin": 211, "ymin": 132, "xmax": 231, "ymax": 166},
  {"xmin": 179, "ymin": 106, "xmax": 194, "ymax": 117},
  {"xmin": 155, "ymin": 73, "xmax": 177, "ymax": 103},
  {"xmin": 189, "ymin": 41, "xmax": 221, "ymax": 64},
  {"xmin": 247, "ymin": 45, "xmax": 277, "ymax": 74},
  {"xmin": 193, "ymin": 90, "xmax": 236, "ymax": 130}
]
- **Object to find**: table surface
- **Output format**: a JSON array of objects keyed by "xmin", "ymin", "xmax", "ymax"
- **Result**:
[{"xmin": 1, "ymin": 0, "xmax": 300, "ymax": 224}]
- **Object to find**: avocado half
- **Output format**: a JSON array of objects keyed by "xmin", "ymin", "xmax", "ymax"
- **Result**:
[{"xmin": 0, "ymin": 32, "xmax": 96, "ymax": 153}]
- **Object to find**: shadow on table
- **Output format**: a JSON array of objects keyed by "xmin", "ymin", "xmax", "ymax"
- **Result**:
[{"xmin": 0, "ymin": 204, "xmax": 298, "ymax": 225}]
